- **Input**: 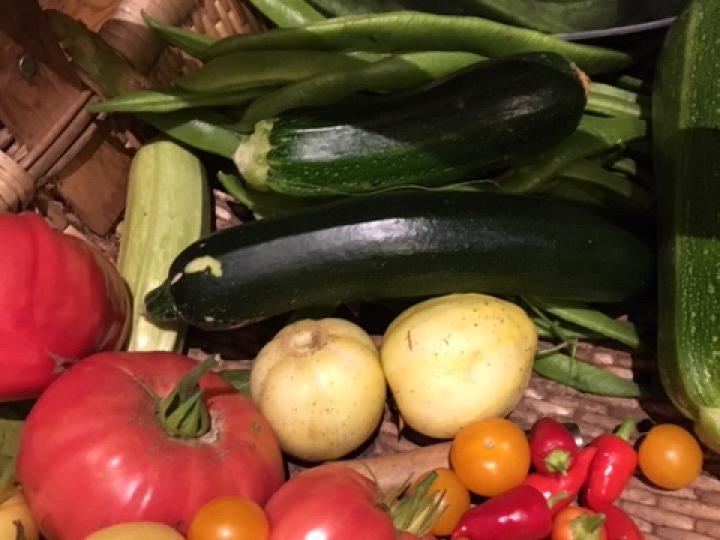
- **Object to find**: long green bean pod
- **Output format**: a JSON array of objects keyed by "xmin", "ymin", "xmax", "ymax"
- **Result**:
[
  {"xmin": 501, "ymin": 115, "xmax": 647, "ymax": 193},
  {"xmin": 527, "ymin": 297, "xmax": 640, "ymax": 348},
  {"xmin": 176, "ymin": 50, "xmax": 384, "ymax": 93},
  {"xmin": 142, "ymin": 12, "xmax": 216, "ymax": 58},
  {"xmin": 247, "ymin": 0, "xmax": 325, "ymax": 27},
  {"xmin": 236, "ymin": 51, "xmax": 483, "ymax": 130},
  {"xmin": 139, "ymin": 111, "xmax": 244, "ymax": 159},
  {"xmin": 87, "ymin": 87, "xmax": 274, "ymax": 113},
  {"xmin": 534, "ymin": 353, "xmax": 643, "ymax": 397},
  {"xmin": 557, "ymin": 160, "xmax": 653, "ymax": 211},
  {"xmin": 202, "ymin": 11, "xmax": 631, "ymax": 74}
]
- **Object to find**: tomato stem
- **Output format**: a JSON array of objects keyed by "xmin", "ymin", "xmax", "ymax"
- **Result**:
[
  {"xmin": 389, "ymin": 471, "xmax": 443, "ymax": 536},
  {"xmin": 158, "ymin": 357, "xmax": 216, "ymax": 438}
]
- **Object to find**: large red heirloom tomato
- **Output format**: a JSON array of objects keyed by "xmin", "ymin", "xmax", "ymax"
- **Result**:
[
  {"xmin": 0, "ymin": 212, "xmax": 130, "ymax": 400},
  {"xmin": 16, "ymin": 352, "xmax": 284, "ymax": 540}
]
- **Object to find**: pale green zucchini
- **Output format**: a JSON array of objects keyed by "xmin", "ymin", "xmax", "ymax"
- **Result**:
[{"xmin": 117, "ymin": 141, "xmax": 211, "ymax": 352}]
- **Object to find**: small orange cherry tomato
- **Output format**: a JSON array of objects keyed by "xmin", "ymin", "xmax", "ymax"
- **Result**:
[
  {"xmin": 552, "ymin": 507, "xmax": 607, "ymax": 540},
  {"xmin": 638, "ymin": 423, "xmax": 703, "ymax": 490},
  {"xmin": 187, "ymin": 496, "xmax": 269, "ymax": 540},
  {"xmin": 450, "ymin": 417, "xmax": 531, "ymax": 497},
  {"xmin": 414, "ymin": 467, "xmax": 471, "ymax": 536}
]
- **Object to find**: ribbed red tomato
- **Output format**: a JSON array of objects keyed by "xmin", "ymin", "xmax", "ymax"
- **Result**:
[
  {"xmin": 0, "ymin": 212, "xmax": 130, "ymax": 400},
  {"xmin": 16, "ymin": 352, "xmax": 284, "ymax": 540},
  {"xmin": 265, "ymin": 466, "xmax": 397, "ymax": 540},
  {"xmin": 265, "ymin": 465, "xmax": 437, "ymax": 540}
]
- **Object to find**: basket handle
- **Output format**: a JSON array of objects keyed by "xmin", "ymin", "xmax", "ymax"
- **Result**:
[{"xmin": 98, "ymin": 0, "xmax": 198, "ymax": 74}]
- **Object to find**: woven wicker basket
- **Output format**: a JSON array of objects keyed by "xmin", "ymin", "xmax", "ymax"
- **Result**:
[{"xmin": 2, "ymin": 1, "xmax": 720, "ymax": 538}]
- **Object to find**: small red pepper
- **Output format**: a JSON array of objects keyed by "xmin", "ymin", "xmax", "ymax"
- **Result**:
[
  {"xmin": 450, "ymin": 485, "xmax": 552, "ymax": 540},
  {"xmin": 522, "ymin": 446, "xmax": 597, "ymax": 516},
  {"xmin": 529, "ymin": 417, "xmax": 579, "ymax": 475},
  {"xmin": 603, "ymin": 505, "xmax": 645, "ymax": 540},
  {"xmin": 582, "ymin": 419, "xmax": 638, "ymax": 511}
]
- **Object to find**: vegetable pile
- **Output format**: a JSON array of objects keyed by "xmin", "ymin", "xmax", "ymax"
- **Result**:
[{"xmin": 1, "ymin": 0, "xmax": 719, "ymax": 537}]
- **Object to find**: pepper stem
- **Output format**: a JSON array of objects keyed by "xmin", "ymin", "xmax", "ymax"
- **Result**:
[
  {"xmin": 158, "ymin": 357, "xmax": 217, "ymax": 438},
  {"xmin": 547, "ymin": 490, "xmax": 570, "ymax": 508},
  {"xmin": 544, "ymin": 449, "xmax": 572, "ymax": 474},
  {"xmin": 614, "ymin": 419, "xmax": 636, "ymax": 442},
  {"xmin": 570, "ymin": 512, "xmax": 606, "ymax": 540}
]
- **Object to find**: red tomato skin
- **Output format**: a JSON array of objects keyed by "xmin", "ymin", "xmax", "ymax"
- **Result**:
[
  {"xmin": 0, "ymin": 213, "xmax": 130, "ymax": 400},
  {"xmin": 16, "ymin": 352, "xmax": 284, "ymax": 540},
  {"xmin": 265, "ymin": 466, "xmax": 397, "ymax": 540}
]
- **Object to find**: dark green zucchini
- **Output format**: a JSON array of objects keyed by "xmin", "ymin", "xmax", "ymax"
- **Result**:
[
  {"xmin": 145, "ymin": 191, "xmax": 654, "ymax": 330},
  {"xmin": 233, "ymin": 52, "xmax": 587, "ymax": 197}
]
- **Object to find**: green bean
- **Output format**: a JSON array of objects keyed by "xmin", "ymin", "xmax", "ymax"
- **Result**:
[
  {"xmin": 586, "ymin": 92, "xmax": 645, "ymax": 119},
  {"xmin": 589, "ymin": 82, "xmax": 644, "ymax": 104},
  {"xmin": 46, "ymin": 10, "xmax": 151, "ymax": 96},
  {"xmin": 538, "ymin": 180, "xmax": 610, "ymax": 208},
  {"xmin": 176, "ymin": 50, "xmax": 383, "ymax": 93},
  {"xmin": 527, "ymin": 297, "xmax": 640, "ymax": 348},
  {"xmin": 613, "ymin": 75, "xmax": 650, "ymax": 94},
  {"xmin": 305, "ymin": 0, "xmax": 406, "ymax": 16},
  {"xmin": 217, "ymin": 172, "xmax": 333, "ymax": 218},
  {"xmin": 452, "ymin": 0, "xmax": 618, "ymax": 34},
  {"xmin": 235, "ymin": 51, "xmax": 483, "ymax": 130},
  {"xmin": 87, "ymin": 87, "xmax": 275, "ymax": 113},
  {"xmin": 604, "ymin": 157, "xmax": 652, "ymax": 187},
  {"xmin": 139, "ymin": 111, "xmax": 245, "ymax": 159},
  {"xmin": 532, "ymin": 317, "xmax": 600, "ymax": 341},
  {"xmin": 501, "ymin": 115, "xmax": 647, "ymax": 193},
  {"xmin": 605, "ymin": 156, "xmax": 636, "ymax": 177},
  {"xmin": 142, "ymin": 12, "xmax": 216, "ymax": 58},
  {"xmin": 557, "ymin": 160, "xmax": 653, "ymax": 211},
  {"xmin": 534, "ymin": 352, "xmax": 642, "ymax": 397},
  {"xmin": 203, "ymin": 11, "xmax": 631, "ymax": 74},
  {"xmin": 247, "ymin": 0, "xmax": 325, "ymax": 27}
]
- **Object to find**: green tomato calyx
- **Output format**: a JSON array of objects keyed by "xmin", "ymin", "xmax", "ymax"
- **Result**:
[{"xmin": 158, "ymin": 356, "xmax": 217, "ymax": 438}]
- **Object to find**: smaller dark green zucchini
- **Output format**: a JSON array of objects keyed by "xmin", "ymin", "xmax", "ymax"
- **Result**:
[
  {"xmin": 145, "ymin": 191, "xmax": 654, "ymax": 330},
  {"xmin": 233, "ymin": 52, "xmax": 587, "ymax": 197}
]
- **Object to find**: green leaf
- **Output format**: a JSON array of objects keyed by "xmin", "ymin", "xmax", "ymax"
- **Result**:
[
  {"xmin": 534, "ymin": 352, "xmax": 643, "ymax": 398},
  {"xmin": 0, "ymin": 417, "xmax": 24, "ymax": 493},
  {"xmin": 220, "ymin": 370, "xmax": 252, "ymax": 396}
]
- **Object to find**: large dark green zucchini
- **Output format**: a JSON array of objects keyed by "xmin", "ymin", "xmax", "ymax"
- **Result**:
[
  {"xmin": 233, "ymin": 52, "xmax": 587, "ymax": 197},
  {"xmin": 145, "ymin": 191, "xmax": 653, "ymax": 330}
]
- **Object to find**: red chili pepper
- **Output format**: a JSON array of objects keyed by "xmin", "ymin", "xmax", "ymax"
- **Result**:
[
  {"xmin": 603, "ymin": 505, "xmax": 645, "ymax": 540},
  {"xmin": 529, "ymin": 417, "xmax": 579, "ymax": 475},
  {"xmin": 522, "ymin": 446, "xmax": 597, "ymax": 516},
  {"xmin": 450, "ymin": 485, "xmax": 552, "ymax": 540},
  {"xmin": 582, "ymin": 420, "xmax": 638, "ymax": 511}
]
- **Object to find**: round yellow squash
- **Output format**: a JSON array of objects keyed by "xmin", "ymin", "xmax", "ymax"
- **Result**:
[
  {"xmin": 381, "ymin": 293, "xmax": 537, "ymax": 439},
  {"xmin": 251, "ymin": 318, "xmax": 386, "ymax": 462}
]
